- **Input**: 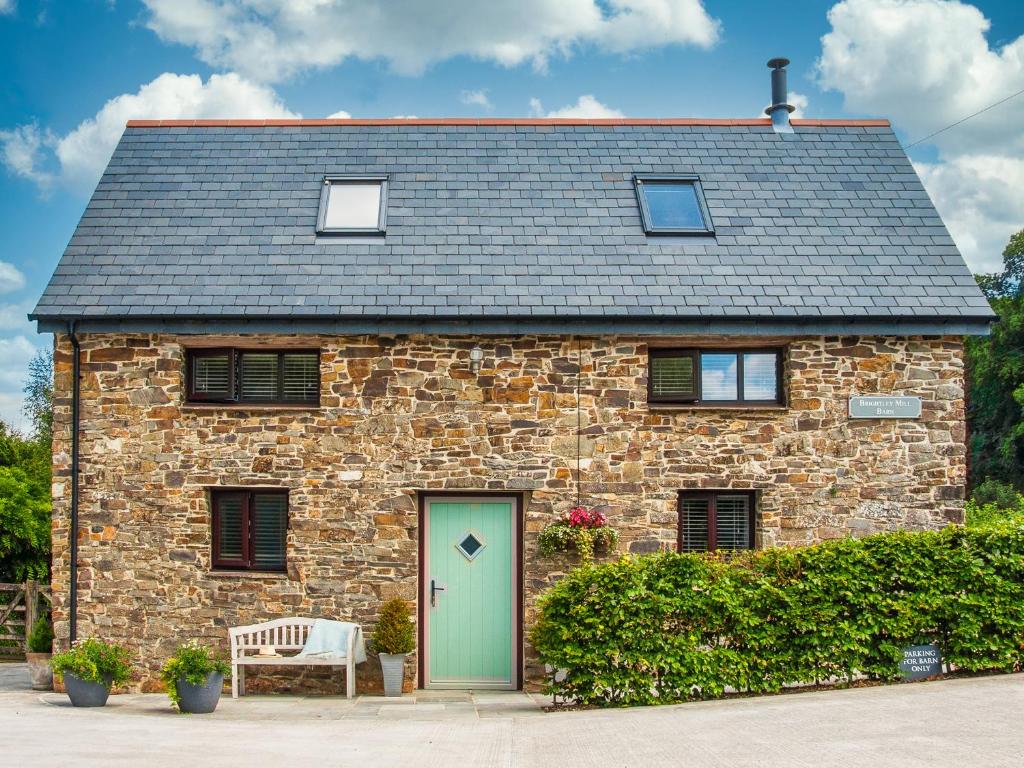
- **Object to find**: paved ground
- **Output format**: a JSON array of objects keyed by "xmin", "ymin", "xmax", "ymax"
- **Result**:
[{"xmin": 2, "ymin": 662, "xmax": 1022, "ymax": 767}]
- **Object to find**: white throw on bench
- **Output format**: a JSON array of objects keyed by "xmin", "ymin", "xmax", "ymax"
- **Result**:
[{"xmin": 228, "ymin": 617, "xmax": 361, "ymax": 699}]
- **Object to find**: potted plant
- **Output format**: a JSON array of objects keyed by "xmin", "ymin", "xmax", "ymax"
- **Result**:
[
  {"xmin": 50, "ymin": 638, "xmax": 131, "ymax": 707},
  {"xmin": 160, "ymin": 640, "xmax": 230, "ymax": 714},
  {"xmin": 371, "ymin": 598, "xmax": 415, "ymax": 697},
  {"xmin": 538, "ymin": 505, "xmax": 619, "ymax": 564},
  {"xmin": 25, "ymin": 616, "xmax": 54, "ymax": 691}
]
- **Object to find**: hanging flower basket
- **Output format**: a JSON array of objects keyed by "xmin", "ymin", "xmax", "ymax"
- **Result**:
[{"xmin": 538, "ymin": 506, "xmax": 619, "ymax": 564}]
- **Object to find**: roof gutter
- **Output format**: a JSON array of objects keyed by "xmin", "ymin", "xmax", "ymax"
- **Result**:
[
  {"xmin": 67, "ymin": 321, "xmax": 80, "ymax": 643},
  {"xmin": 31, "ymin": 313, "xmax": 995, "ymax": 337}
]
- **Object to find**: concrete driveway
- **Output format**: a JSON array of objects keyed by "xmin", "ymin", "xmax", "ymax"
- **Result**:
[{"xmin": 1, "ymin": 662, "xmax": 1021, "ymax": 767}]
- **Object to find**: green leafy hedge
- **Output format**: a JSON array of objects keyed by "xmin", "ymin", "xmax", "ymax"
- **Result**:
[{"xmin": 530, "ymin": 524, "xmax": 1024, "ymax": 707}]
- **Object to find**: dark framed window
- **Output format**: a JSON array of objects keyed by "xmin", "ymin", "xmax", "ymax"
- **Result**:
[
  {"xmin": 211, "ymin": 489, "xmax": 288, "ymax": 572},
  {"xmin": 648, "ymin": 348, "xmax": 783, "ymax": 405},
  {"xmin": 186, "ymin": 348, "xmax": 320, "ymax": 405},
  {"xmin": 316, "ymin": 175, "xmax": 388, "ymax": 234},
  {"xmin": 678, "ymin": 491, "xmax": 755, "ymax": 553},
  {"xmin": 634, "ymin": 175, "xmax": 714, "ymax": 235}
]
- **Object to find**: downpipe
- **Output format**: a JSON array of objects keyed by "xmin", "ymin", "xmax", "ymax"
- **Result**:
[{"xmin": 67, "ymin": 322, "xmax": 80, "ymax": 642}]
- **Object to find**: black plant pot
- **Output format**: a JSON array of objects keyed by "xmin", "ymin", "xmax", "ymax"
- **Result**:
[
  {"xmin": 177, "ymin": 672, "xmax": 224, "ymax": 714},
  {"xmin": 64, "ymin": 673, "xmax": 112, "ymax": 707}
]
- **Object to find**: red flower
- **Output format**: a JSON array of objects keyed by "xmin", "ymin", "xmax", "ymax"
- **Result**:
[{"xmin": 566, "ymin": 506, "xmax": 607, "ymax": 529}]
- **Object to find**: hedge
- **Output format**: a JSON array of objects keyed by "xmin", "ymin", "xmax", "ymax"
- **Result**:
[{"xmin": 530, "ymin": 524, "xmax": 1024, "ymax": 707}]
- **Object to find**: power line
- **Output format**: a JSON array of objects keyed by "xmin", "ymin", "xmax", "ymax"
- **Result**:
[{"xmin": 904, "ymin": 85, "xmax": 1024, "ymax": 149}]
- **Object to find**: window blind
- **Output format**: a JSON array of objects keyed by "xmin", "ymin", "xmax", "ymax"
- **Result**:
[
  {"xmin": 282, "ymin": 353, "xmax": 319, "ymax": 402},
  {"xmin": 215, "ymin": 494, "xmax": 245, "ymax": 562},
  {"xmin": 679, "ymin": 497, "xmax": 711, "ymax": 553},
  {"xmin": 252, "ymin": 493, "xmax": 287, "ymax": 570},
  {"xmin": 191, "ymin": 352, "xmax": 233, "ymax": 400},
  {"xmin": 650, "ymin": 353, "xmax": 696, "ymax": 400},
  {"xmin": 187, "ymin": 349, "xmax": 319, "ymax": 405},
  {"xmin": 714, "ymin": 495, "xmax": 751, "ymax": 551}
]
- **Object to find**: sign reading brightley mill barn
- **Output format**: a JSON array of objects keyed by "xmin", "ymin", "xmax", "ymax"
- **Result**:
[{"xmin": 848, "ymin": 396, "xmax": 922, "ymax": 419}]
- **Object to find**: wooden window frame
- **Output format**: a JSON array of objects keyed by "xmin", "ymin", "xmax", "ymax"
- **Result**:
[
  {"xmin": 634, "ymin": 174, "xmax": 714, "ymax": 235},
  {"xmin": 648, "ymin": 348, "xmax": 699, "ymax": 403},
  {"xmin": 211, "ymin": 489, "xmax": 288, "ymax": 572},
  {"xmin": 316, "ymin": 175, "xmax": 389, "ymax": 235},
  {"xmin": 647, "ymin": 347, "xmax": 785, "ymax": 406},
  {"xmin": 186, "ymin": 348, "xmax": 236, "ymax": 402},
  {"xmin": 185, "ymin": 348, "xmax": 321, "ymax": 406},
  {"xmin": 677, "ymin": 490, "xmax": 756, "ymax": 553}
]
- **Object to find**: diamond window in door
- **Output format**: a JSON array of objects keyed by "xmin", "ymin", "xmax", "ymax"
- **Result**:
[{"xmin": 455, "ymin": 531, "xmax": 485, "ymax": 561}]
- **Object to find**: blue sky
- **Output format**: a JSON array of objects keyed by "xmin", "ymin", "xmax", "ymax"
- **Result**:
[{"xmin": 0, "ymin": 0, "xmax": 1021, "ymax": 428}]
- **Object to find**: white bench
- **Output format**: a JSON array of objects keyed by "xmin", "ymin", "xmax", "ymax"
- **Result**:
[{"xmin": 228, "ymin": 617, "xmax": 357, "ymax": 699}]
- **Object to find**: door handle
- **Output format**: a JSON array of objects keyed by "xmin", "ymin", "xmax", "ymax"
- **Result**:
[{"xmin": 430, "ymin": 579, "xmax": 446, "ymax": 607}]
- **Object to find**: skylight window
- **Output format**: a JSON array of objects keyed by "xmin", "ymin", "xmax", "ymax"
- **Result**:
[
  {"xmin": 317, "ymin": 175, "xmax": 388, "ymax": 234},
  {"xmin": 634, "ymin": 175, "xmax": 713, "ymax": 235}
]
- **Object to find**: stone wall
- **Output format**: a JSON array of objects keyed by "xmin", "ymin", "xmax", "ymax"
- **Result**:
[{"xmin": 49, "ymin": 333, "xmax": 966, "ymax": 692}]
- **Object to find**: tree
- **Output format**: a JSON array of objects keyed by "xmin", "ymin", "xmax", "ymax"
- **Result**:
[
  {"xmin": 22, "ymin": 348, "xmax": 53, "ymax": 446},
  {"xmin": 0, "ymin": 465, "xmax": 50, "ymax": 581},
  {"xmin": 976, "ymin": 230, "xmax": 1024, "ymax": 300},
  {"xmin": 0, "ymin": 348, "xmax": 53, "ymax": 581},
  {"xmin": 966, "ymin": 229, "xmax": 1024, "ymax": 491}
]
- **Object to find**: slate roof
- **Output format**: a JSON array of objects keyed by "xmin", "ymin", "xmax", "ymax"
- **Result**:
[{"xmin": 31, "ymin": 117, "xmax": 993, "ymax": 334}]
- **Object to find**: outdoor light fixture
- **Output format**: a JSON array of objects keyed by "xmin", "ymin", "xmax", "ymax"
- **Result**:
[{"xmin": 469, "ymin": 345, "xmax": 484, "ymax": 373}]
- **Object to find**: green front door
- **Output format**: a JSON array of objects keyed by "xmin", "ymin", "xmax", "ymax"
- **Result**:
[{"xmin": 425, "ymin": 498, "xmax": 516, "ymax": 688}]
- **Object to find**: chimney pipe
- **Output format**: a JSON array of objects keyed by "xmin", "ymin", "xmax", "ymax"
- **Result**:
[{"xmin": 765, "ymin": 58, "xmax": 795, "ymax": 133}]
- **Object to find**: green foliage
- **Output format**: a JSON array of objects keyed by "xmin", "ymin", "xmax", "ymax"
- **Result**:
[
  {"xmin": 538, "ymin": 521, "xmax": 619, "ymax": 564},
  {"xmin": 967, "ymin": 230, "xmax": 1024, "ymax": 490},
  {"xmin": 50, "ymin": 638, "xmax": 132, "ymax": 688},
  {"xmin": 160, "ymin": 640, "xmax": 230, "ymax": 711},
  {"xmin": 966, "ymin": 492, "xmax": 1024, "ymax": 530},
  {"xmin": 971, "ymin": 478, "xmax": 1022, "ymax": 509},
  {"xmin": 531, "ymin": 525, "xmax": 1024, "ymax": 707},
  {"xmin": 977, "ymin": 230, "xmax": 1024, "ymax": 300},
  {"xmin": 370, "ymin": 598, "xmax": 415, "ymax": 655},
  {"xmin": 23, "ymin": 349, "xmax": 53, "ymax": 446},
  {"xmin": 27, "ymin": 617, "xmax": 54, "ymax": 654},
  {"xmin": 0, "ymin": 417, "xmax": 51, "ymax": 582},
  {"xmin": 0, "ymin": 465, "xmax": 51, "ymax": 582}
]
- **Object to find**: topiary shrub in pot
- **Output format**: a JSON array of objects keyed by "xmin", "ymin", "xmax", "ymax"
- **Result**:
[
  {"xmin": 371, "ymin": 598, "xmax": 415, "ymax": 697},
  {"xmin": 26, "ymin": 617, "xmax": 54, "ymax": 691},
  {"xmin": 160, "ymin": 640, "xmax": 231, "ymax": 714},
  {"xmin": 50, "ymin": 638, "xmax": 132, "ymax": 707}
]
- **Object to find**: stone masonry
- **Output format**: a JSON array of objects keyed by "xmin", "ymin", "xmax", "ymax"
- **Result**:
[{"xmin": 49, "ymin": 333, "xmax": 966, "ymax": 692}]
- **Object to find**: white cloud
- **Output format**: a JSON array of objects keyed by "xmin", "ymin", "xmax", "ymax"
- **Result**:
[
  {"xmin": 788, "ymin": 92, "xmax": 809, "ymax": 119},
  {"xmin": 460, "ymin": 89, "xmax": 492, "ymax": 110},
  {"xmin": 326, "ymin": 109, "xmax": 352, "ymax": 119},
  {"xmin": 759, "ymin": 91, "xmax": 809, "ymax": 119},
  {"xmin": 0, "ymin": 0, "xmax": 14, "ymax": 15},
  {"xmin": 818, "ymin": 0, "xmax": 1024, "ymax": 155},
  {"xmin": 0, "ymin": 296, "xmax": 48, "ymax": 430},
  {"xmin": 0, "ymin": 124, "xmax": 55, "ymax": 187},
  {"xmin": 0, "ymin": 334, "xmax": 40, "ymax": 431},
  {"xmin": 916, "ymin": 156, "xmax": 1024, "ymax": 274},
  {"xmin": 141, "ymin": 0, "xmax": 720, "ymax": 82},
  {"xmin": 1, "ymin": 72, "xmax": 299, "ymax": 192},
  {"xmin": 0, "ymin": 262, "xmax": 25, "ymax": 293},
  {"xmin": 816, "ymin": 0, "xmax": 1024, "ymax": 272},
  {"xmin": 530, "ymin": 94, "xmax": 625, "ymax": 118}
]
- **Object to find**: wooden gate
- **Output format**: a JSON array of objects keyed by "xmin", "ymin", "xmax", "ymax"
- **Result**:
[{"xmin": 0, "ymin": 582, "xmax": 52, "ymax": 658}]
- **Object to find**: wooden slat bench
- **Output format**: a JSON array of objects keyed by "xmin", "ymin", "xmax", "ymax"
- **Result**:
[{"xmin": 228, "ymin": 617, "xmax": 357, "ymax": 699}]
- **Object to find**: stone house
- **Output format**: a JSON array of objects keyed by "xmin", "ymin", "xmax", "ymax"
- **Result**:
[{"xmin": 31, "ymin": 66, "xmax": 993, "ymax": 692}]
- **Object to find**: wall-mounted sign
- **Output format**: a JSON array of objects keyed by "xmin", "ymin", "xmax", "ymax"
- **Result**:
[
  {"xmin": 849, "ymin": 396, "xmax": 922, "ymax": 419},
  {"xmin": 899, "ymin": 644, "xmax": 943, "ymax": 681}
]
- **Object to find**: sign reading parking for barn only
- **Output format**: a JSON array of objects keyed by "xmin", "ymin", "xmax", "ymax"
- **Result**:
[
  {"xmin": 849, "ymin": 396, "xmax": 922, "ymax": 419},
  {"xmin": 899, "ymin": 644, "xmax": 943, "ymax": 681}
]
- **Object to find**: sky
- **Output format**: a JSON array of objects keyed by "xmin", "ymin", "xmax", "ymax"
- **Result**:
[{"xmin": 0, "ymin": 0, "xmax": 1021, "ymax": 429}]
